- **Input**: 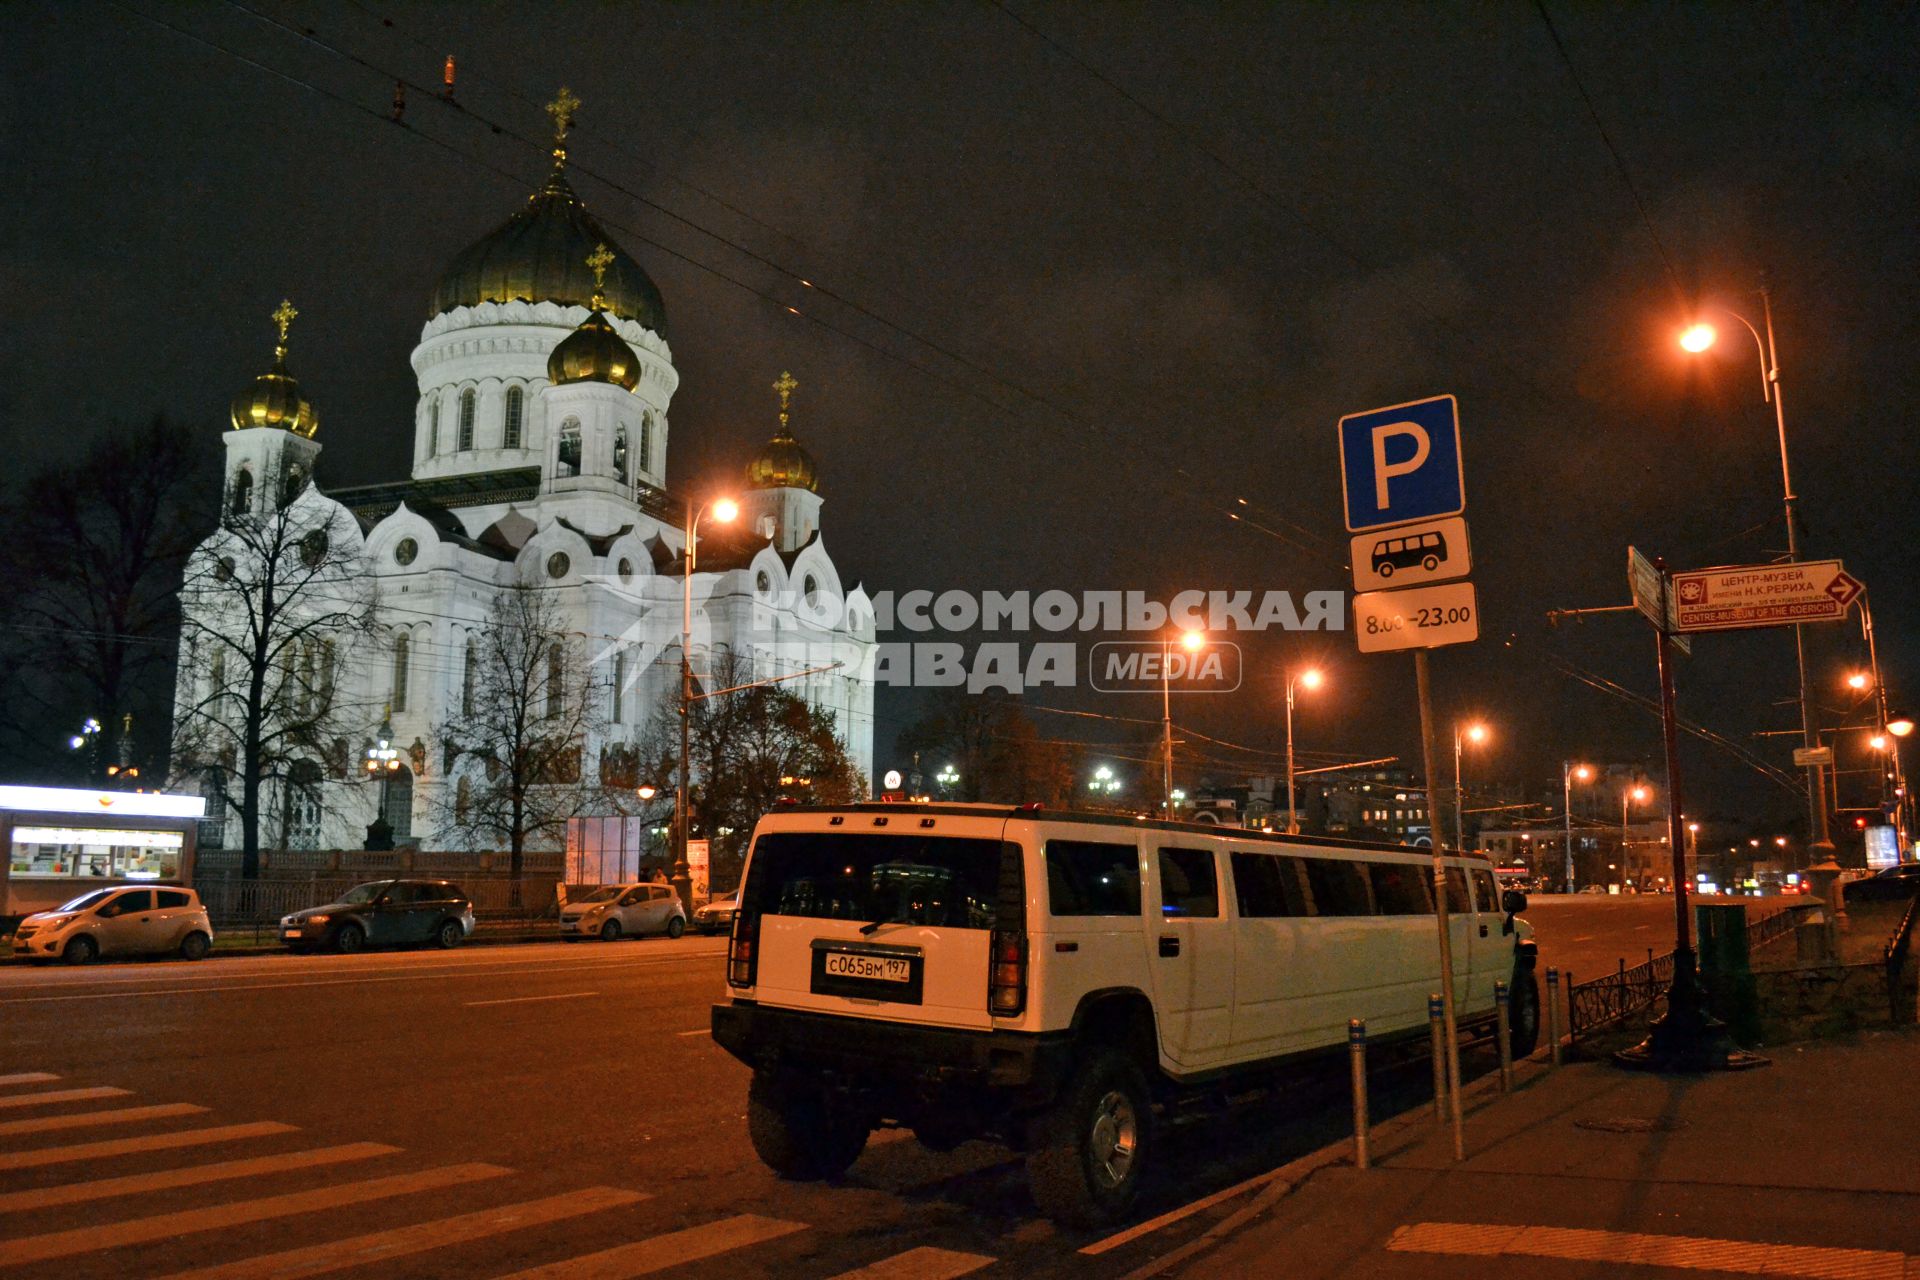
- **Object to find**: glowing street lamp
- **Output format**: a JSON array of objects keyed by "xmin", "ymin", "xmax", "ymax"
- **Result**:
[
  {"xmin": 1847, "ymin": 671, "xmax": 1871, "ymax": 692},
  {"xmin": 1284, "ymin": 667, "xmax": 1325, "ymax": 834},
  {"xmin": 1162, "ymin": 630, "xmax": 1205, "ymax": 818},
  {"xmin": 674, "ymin": 494, "xmax": 737, "ymax": 913},
  {"xmin": 1621, "ymin": 783, "xmax": 1652, "ymax": 890},
  {"xmin": 1678, "ymin": 322, "xmax": 1716, "ymax": 353},
  {"xmin": 1453, "ymin": 721, "xmax": 1489, "ymax": 852},
  {"xmin": 1562, "ymin": 761, "xmax": 1595, "ymax": 890}
]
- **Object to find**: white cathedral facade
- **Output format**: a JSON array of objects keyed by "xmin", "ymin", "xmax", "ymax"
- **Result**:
[{"xmin": 176, "ymin": 117, "xmax": 876, "ymax": 852}]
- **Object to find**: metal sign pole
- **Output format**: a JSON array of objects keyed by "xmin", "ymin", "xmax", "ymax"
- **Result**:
[{"xmin": 1415, "ymin": 648, "xmax": 1465, "ymax": 1160}]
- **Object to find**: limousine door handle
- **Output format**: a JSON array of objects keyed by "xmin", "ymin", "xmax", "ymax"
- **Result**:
[{"xmin": 1158, "ymin": 935, "xmax": 1180, "ymax": 958}]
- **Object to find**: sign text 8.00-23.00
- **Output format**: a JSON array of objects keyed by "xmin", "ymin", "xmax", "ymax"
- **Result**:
[{"xmin": 1352, "ymin": 581, "xmax": 1479, "ymax": 654}]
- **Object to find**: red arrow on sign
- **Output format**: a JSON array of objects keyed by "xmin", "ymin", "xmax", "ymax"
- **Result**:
[{"xmin": 1826, "ymin": 570, "xmax": 1864, "ymax": 606}]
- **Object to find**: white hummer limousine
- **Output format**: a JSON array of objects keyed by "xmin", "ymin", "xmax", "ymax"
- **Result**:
[{"xmin": 711, "ymin": 803, "xmax": 1537, "ymax": 1225}]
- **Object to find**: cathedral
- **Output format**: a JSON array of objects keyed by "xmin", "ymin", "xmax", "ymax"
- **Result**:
[{"xmin": 177, "ymin": 93, "xmax": 876, "ymax": 851}]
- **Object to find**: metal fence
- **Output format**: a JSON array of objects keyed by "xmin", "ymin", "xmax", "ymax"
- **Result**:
[
  {"xmin": 194, "ymin": 870, "xmax": 561, "ymax": 933},
  {"xmin": 1567, "ymin": 903, "xmax": 1804, "ymax": 1040}
]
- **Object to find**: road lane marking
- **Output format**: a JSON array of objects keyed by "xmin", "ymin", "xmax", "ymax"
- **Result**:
[
  {"xmin": 1571, "ymin": 934, "xmax": 1595, "ymax": 941},
  {"xmin": 0, "ymin": 1071, "xmax": 60, "ymax": 1087},
  {"xmin": 0, "ymin": 1102, "xmax": 206, "ymax": 1137},
  {"xmin": 0, "ymin": 1161, "xmax": 510, "ymax": 1267},
  {"xmin": 465, "ymin": 991, "xmax": 599, "ymax": 1007},
  {"xmin": 151, "ymin": 1185, "xmax": 649, "ymax": 1280},
  {"xmin": 0, "ymin": 1121, "xmax": 298, "ymax": 1171},
  {"xmin": 0, "ymin": 953, "xmax": 723, "ymax": 1003},
  {"xmin": 1082, "ymin": 1164, "xmax": 1284, "ymax": 1255},
  {"xmin": 1387, "ymin": 1220, "xmax": 1909, "ymax": 1279},
  {"xmin": 0, "ymin": 1142, "xmax": 397, "ymax": 1214},
  {"xmin": 495, "ymin": 1213, "xmax": 808, "ymax": 1279},
  {"xmin": 674, "ymin": 1028, "xmax": 709, "ymax": 1037},
  {"xmin": 828, "ymin": 1246, "xmax": 996, "ymax": 1279},
  {"xmin": 0, "ymin": 1085, "xmax": 131, "ymax": 1110}
]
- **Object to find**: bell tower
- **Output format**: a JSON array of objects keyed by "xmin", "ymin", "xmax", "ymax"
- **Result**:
[{"xmin": 225, "ymin": 299, "xmax": 322, "ymax": 517}]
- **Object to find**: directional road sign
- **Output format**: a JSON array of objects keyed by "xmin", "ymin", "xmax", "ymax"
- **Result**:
[
  {"xmin": 1671, "ymin": 560, "xmax": 1863, "ymax": 633},
  {"xmin": 1627, "ymin": 546, "xmax": 1692, "ymax": 655},
  {"xmin": 1351, "ymin": 515, "xmax": 1470, "ymax": 593},
  {"xmin": 1339, "ymin": 394, "xmax": 1465, "ymax": 533},
  {"xmin": 1353, "ymin": 580, "xmax": 1479, "ymax": 654}
]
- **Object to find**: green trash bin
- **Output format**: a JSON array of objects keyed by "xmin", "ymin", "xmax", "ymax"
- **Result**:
[{"xmin": 1697, "ymin": 903, "xmax": 1761, "ymax": 1045}]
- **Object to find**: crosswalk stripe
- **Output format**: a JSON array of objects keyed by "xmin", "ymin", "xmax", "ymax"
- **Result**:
[
  {"xmin": 0, "ymin": 1101, "xmax": 206, "ymax": 1137},
  {"xmin": 0, "ymin": 1072, "xmax": 60, "ymax": 1088},
  {"xmin": 494, "ymin": 1213, "xmax": 808, "ymax": 1279},
  {"xmin": 828, "ymin": 1245, "xmax": 997, "ymax": 1279},
  {"xmin": 0, "ymin": 1142, "xmax": 399, "ymax": 1214},
  {"xmin": 0, "ymin": 1085, "xmax": 132, "ymax": 1110},
  {"xmin": 153, "ymin": 1185, "xmax": 650, "ymax": 1280},
  {"xmin": 0, "ymin": 1121, "xmax": 298, "ymax": 1171},
  {"xmin": 0, "ymin": 1161, "xmax": 510, "ymax": 1267},
  {"xmin": 1387, "ymin": 1220, "xmax": 1911, "ymax": 1279}
]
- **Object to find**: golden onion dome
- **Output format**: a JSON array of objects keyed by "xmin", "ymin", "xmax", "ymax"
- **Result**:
[
  {"xmin": 230, "ymin": 300, "xmax": 318, "ymax": 437},
  {"xmin": 745, "ymin": 370, "xmax": 820, "ymax": 492},
  {"xmin": 547, "ymin": 245, "xmax": 642, "ymax": 390},
  {"xmin": 429, "ymin": 91, "xmax": 667, "ymax": 335}
]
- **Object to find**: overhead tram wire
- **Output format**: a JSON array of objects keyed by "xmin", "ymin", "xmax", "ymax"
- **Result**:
[{"xmin": 211, "ymin": 0, "xmax": 1341, "ymax": 566}]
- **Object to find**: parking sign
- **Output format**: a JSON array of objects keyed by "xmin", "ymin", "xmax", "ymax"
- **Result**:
[{"xmin": 1338, "ymin": 395, "xmax": 1465, "ymax": 532}]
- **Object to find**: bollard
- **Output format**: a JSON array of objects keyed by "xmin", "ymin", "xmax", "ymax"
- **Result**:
[
  {"xmin": 1546, "ymin": 968, "xmax": 1562, "ymax": 1067},
  {"xmin": 1428, "ymin": 993, "xmax": 1447, "ymax": 1119},
  {"xmin": 1494, "ymin": 980, "xmax": 1513, "ymax": 1093},
  {"xmin": 1349, "ymin": 1018, "xmax": 1370, "ymax": 1170}
]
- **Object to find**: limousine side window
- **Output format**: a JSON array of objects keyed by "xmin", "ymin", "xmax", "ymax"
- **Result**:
[
  {"xmin": 1157, "ymin": 848, "xmax": 1218, "ymax": 918},
  {"xmin": 1302, "ymin": 858, "xmax": 1371, "ymax": 916},
  {"xmin": 1230, "ymin": 852, "xmax": 1311, "ymax": 917},
  {"xmin": 1445, "ymin": 867, "xmax": 1472, "ymax": 914},
  {"xmin": 1472, "ymin": 868, "xmax": 1500, "ymax": 912},
  {"xmin": 1047, "ymin": 840, "xmax": 1142, "ymax": 917},
  {"xmin": 1368, "ymin": 862, "xmax": 1432, "ymax": 915}
]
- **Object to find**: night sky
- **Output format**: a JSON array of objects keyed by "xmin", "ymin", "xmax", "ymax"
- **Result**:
[{"xmin": 6, "ymin": 2, "xmax": 1917, "ymax": 831}]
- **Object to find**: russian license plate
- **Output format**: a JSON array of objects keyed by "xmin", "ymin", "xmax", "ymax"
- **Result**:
[
  {"xmin": 283, "ymin": 929, "xmax": 302, "ymax": 939},
  {"xmin": 823, "ymin": 950, "xmax": 911, "ymax": 983}
]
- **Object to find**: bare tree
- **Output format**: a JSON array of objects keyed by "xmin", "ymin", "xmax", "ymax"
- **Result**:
[
  {"xmin": 435, "ymin": 576, "xmax": 611, "ymax": 898},
  {"xmin": 0, "ymin": 417, "xmax": 213, "ymax": 781},
  {"xmin": 899, "ymin": 690, "xmax": 1081, "ymax": 806},
  {"xmin": 170, "ymin": 493, "xmax": 375, "ymax": 878}
]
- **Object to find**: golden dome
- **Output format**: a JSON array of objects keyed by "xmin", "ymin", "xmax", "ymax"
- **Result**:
[
  {"xmin": 546, "ymin": 244, "xmax": 642, "ymax": 390},
  {"xmin": 230, "ymin": 300, "xmax": 318, "ymax": 437},
  {"xmin": 429, "ymin": 91, "xmax": 667, "ymax": 335},
  {"xmin": 745, "ymin": 371, "xmax": 819, "ymax": 492}
]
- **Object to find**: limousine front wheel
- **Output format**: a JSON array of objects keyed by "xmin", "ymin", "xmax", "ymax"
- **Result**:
[{"xmin": 1026, "ymin": 1049, "xmax": 1150, "ymax": 1227}]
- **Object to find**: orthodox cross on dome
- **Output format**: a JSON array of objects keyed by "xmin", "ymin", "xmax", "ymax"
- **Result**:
[
  {"xmin": 271, "ymin": 299, "xmax": 298, "ymax": 358},
  {"xmin": 545, "ymin": 86, "xmax": 580, "ymax": 165},
  {"xmin": 586, "ymin": 243, "xmax": 614, "ymax": 309},
  {"xmin": 772, "ymin": 370, "xmax": 798, "ymax": 435}
]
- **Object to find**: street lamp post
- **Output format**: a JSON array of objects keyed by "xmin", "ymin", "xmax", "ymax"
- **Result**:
[
  {"xmin": 1285, "ymin": 668, "xmax": 1323, "ymax": 834},
  {"xmin": 1563, "ymin": 761, "xmax": 1594, "ymax": 891},
  {"xmin": 1682, "ymin": 292, "xmax": 1829, "ymax": 863},
  {"xmin": 1621, "ymin": 783, "xmax": 1651, "ymax": 890},
  {"xmin": 1162, "ymin": 630, "xmax": 1203, "ymax": 819},
  {"xmin": 1453, "ymin": 721, "xmax": 1488, "ymax": 852},
  {"xmin": 675, "ymin": 495, "xmax": 737, "ymax": 915}
]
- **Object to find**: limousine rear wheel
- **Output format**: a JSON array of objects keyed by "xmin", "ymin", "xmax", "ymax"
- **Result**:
[
  {"xmin": 747, "ymin": 1070, "xmax": 869, "ymax": 1181},
  {"xmin": 1509, "ymin": 969, "xmax": 1541, "ymax": 1058},
  {"xmin": 1026, "ymin": 1048, "xmax": 1150, "ymax": 1227}
]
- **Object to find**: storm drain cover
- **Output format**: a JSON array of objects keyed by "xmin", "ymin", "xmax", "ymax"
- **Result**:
[{"xmin": 1574, "ymin": 1117, "xmax": 1688, "ymax": 1134}]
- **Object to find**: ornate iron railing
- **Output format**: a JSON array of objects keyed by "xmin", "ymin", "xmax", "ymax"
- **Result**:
[{"xmin": 1566, "ymin": 904, "xmax": 1804, "ymax": 1040}]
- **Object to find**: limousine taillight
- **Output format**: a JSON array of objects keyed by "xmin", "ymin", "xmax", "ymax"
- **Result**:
[
  {"xmin": 989, "ymin": 929, "xmax": 1027, "ymax": 1016},
  {"xmin": 728, "ymin": 912, "xmax": 757, "ymax": 988}
]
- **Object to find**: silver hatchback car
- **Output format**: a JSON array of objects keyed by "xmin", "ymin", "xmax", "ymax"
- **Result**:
[
  {"xmin": 559, "ymin": 883, "xmax": 687, "ymax": 941},
  {"xmin": 11, "ymin": 886, "xmax": 214, "ymax": 964}
]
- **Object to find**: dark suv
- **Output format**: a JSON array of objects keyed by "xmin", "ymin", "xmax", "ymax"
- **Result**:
[{"xmin": 280, "ymin": 880, "xmax": 475, "ymax": 953}]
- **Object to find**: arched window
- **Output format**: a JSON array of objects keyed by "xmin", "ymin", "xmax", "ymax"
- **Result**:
[
  {"xmin": 546, "ymin": 643, "xmax": 567, "ymax": 717},
  {"xmin": 504, "ymin": 386, "xmax": 524, "ymax": 449},
  {"xmin": 286, "ymin": 759, "xmax": 324, "ymax": 849},
  {"xmin": 612, "ymin": 650, "xmax": 626, "ymax": 723},
  {"xmin": 428, "ymin": 395, "xmax": 441, "ymax": 455},
  {"xmin": 458, "ymin": 389, "xmax": 476, "ymax": 451},
  {"xmin": 199, "ymin": 773, "xmax": 227, "ymax": 850},
  {"xmin": 230, "ymin": 469, "xmax": 253, "ymax": 516},
  {"xmin": 461, "ymin": 641, "xmax": 476, "ymax": 716},
  {"xmin": 614, "ymin": 424, "xmax": 630, "ymax": 484},
  {"xmin": 639, "ymin": 411, "xmax": 654, "ymax": 476},
  {"xmin": 455, "ymin": 775, "xmax": 471, "ymax": 822},
  {"xmin": 557, "ymin": 418, "xmax": 582, "ymax": 477},
  {"xmin": 391, "ymin": 633, "xmax": 411, "ymax": 713},
  {"xmin": 383, "ymin": 764, "xmax": 413, "ymax": 842}
]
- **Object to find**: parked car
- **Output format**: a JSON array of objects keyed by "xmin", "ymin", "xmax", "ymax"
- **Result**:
[
  {"xmin": 693, "ymin": 891, "xmax": 739, "ymax": 935},
  {"xmin": 559, "ymin": 883, "xmax": 686, "ymax": 941},
  {"xmin": 12, "ymin": 886, "xmax": 212, "ymax": 965},
  {"xmin": 1844, "ymin": 863, "xmax": 1920, "ymax": 904},
  {"xmin": 280, "ymin": 880, "xmax": 474, "ymax": 953}
]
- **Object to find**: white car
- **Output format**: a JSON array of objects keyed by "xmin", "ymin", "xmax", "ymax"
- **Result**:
[
  {"xmin": 559, "ymin": 883, "xmax": 687, "ymax": 941},
  {"xmin": 11, "ymin": 886, "xmax": 214, "ymax": 964},
  {"xmin": 693, "ymin": 892, "xmax": 739, "ymax": 935}
]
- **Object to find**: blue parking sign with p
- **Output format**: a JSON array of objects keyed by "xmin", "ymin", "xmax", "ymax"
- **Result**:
[{"xmin": 1338, "ymin": 395, "xmax": 1465, "ymax": 532}]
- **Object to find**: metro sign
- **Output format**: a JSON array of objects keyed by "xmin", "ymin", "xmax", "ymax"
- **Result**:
[{"xmin": 1671, "ymin": 559, "xmax": 1864, "ymax": 633}]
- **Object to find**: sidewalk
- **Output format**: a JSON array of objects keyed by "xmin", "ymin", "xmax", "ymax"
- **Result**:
[{"xmin": 1177, "ymin": 1027, "xmax": 1920, "ymax": 1279}]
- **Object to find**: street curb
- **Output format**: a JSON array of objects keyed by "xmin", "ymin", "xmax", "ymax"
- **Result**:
[
  {"xmin": 1121, "ymin": 1046, "xmax": 1560, "ymax": 1280},
  {"xmin": 2, "ymin": 927, "xmax": 582, "ymax": 963}
]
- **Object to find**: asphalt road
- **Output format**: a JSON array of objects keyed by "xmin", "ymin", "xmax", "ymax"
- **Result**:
[{"xmin": 0, "ymin": 898, "xmax": 1757, "ymax": 1279}]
